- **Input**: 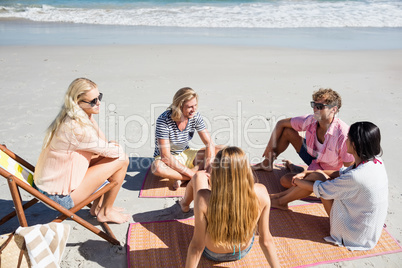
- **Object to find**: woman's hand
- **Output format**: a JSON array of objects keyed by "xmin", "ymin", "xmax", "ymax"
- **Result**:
[
  {"xmin": 316, "ymin": 169, "xmax": 333, "ymax": 180},
  {"xmin": 108, "ymin": 140, "xmax": 119, "ymax": 146},
  {"xmin": 293, "ymin": 178, "xmax": 303, "ymax": 187}
]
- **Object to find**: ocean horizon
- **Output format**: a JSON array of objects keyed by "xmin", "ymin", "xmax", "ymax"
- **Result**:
[{"xmin": 1, "ymin": 0, "xmax": 402, "ymax": 49}]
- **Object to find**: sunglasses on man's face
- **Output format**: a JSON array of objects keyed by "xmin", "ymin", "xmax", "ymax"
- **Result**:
[
  {"xmin": 310, "ymin": 101, "xmax": 333, "ymax": 110},
  {"xmin": 81, "ymin": 93, "xmax": 103, "ymax": 107}
]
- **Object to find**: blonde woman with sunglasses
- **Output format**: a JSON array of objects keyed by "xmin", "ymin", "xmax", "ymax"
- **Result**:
[
  {"xmin": 180, "ymin": 147, "xmax": 280, "ymax": 267},
  {"xmin": 34, "ymin": 78, "xmax": 130, "ymax": 224}
]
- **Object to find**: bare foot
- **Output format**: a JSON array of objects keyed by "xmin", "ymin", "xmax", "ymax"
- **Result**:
[
  {"xmin": 270, "ymin": 197, "xmax": 289, "ymax": 211},
  {"xmin": 90, "ymin": 206, "xmax": 97, "ymax": 216},
  {"xmin": 90, "ymin": 206, "xmax": 125, "ymax": 216},
  {"xmin": 282, "ymin": 159, "xmax": 293, "ymax": 170},
  {"xmin": 282, "ymin": 160, "xmax": 304, "ymax": 173},
  {"xmin": 113, "ymin": 207, "xmax": 125, "ymax": 212},
  {"xmin": 269, "ymin": 191, "xmax": 287, "ymax": 199},
  {"xmin": 179, "ymin": 198, "xmax": 190, "ymax": 213},
  {"xmin": 251, "ymin": 159, "xmax": 274, "ymax": 172},
  {"xmin": 173, "ymin": 180, "xmax": 182, "ymax": 190},
  {"xmin": 270, "ymin": 187, "xmax": 293, "ymax": 199},
  {"xmin": 97, "ymin": 209, "xmax": 130, "ymax": 224}
]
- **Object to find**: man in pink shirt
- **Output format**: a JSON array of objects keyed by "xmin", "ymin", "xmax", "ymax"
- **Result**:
[{"xmin": 254, "ymin": 88, "xmax": 354, "ymax": 188}]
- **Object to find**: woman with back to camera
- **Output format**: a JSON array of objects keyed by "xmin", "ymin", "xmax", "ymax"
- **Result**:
[
  {"xmin": 286, "ymin": 121, "xmax": 388, "ymax": 250},
  {"xmin": 180, "ymin": 146, "xmax": 280, "ymax": 267},
  {"xmin": 34, "ymin": 78, "xmax": 130, "ymax": 223}
]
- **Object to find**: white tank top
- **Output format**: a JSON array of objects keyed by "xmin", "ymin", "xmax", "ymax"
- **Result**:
[{"xmin": 314, "ymin": 137, "xmax": 324, "ymax": 158}]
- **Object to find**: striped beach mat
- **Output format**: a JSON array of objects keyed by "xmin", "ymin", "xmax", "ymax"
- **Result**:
[
  {"xmin": 127, "ymin": 203, "xmax": 402, "ymax": 267},
  {"xmin": 139, "ymin": 165, "xmax": 292, "ymax": 198}
]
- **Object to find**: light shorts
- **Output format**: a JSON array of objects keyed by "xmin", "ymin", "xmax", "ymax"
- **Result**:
[{"xmin": 154, "ymin": 148, "xmax": 199, "ymax": 168}]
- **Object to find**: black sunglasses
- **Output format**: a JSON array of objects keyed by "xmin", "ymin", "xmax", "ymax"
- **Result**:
[
  {"xmin": 81, "ymin": 93, "xmax": 103, "ymax": 107},
  {"xmin": 310, "ymin": 101, "xmax": 333, "ymax": 110}
]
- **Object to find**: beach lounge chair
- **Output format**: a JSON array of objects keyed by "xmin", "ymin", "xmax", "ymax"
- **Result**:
[{"xmin": 0, "ymin": 144, "xmax": 120, "ymax": 245}]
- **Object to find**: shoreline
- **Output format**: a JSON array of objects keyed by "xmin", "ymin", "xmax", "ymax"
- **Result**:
[{"xmin": 1, "ymin": 19, "xmax": 402, "ymax": 49}]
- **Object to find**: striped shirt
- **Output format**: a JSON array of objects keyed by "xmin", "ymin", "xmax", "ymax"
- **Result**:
[
  {"xmin": 291, "ymin": 114, "xmax": 354, "ymax": 170},
  {"xmin": 153, "ymin": 110, "xmax": 206, "ymax": 157}
]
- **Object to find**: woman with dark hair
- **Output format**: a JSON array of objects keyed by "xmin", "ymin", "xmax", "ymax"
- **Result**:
[{"xmin": 273, "ymin": 121, "xmax": 388, "ymax": 250}]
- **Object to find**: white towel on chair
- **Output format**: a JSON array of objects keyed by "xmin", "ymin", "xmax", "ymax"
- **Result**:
[{"xmin": 16, "ymin": 222, "xmax": 70, "ymax": 268}]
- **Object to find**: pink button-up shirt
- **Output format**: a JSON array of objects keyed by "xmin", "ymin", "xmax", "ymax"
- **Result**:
[
  {"xmin": 291, "ymin": 114, "xmax": 354, "ymax": 170},
  {"xmin": 34, "ymin": 116, "xmax": 125, "ymax": 195}
]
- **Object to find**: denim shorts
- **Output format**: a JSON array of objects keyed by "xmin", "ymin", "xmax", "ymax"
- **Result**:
[
  {"xmin": 298, "ymin": 138, "xmax": 316, "ymax": 166},
  {"xmin": 202, "ymin": 234, "xmax": 254, "ymax": 262},
  {"xmin": 34, "ymin": 183, "xmax": 74, "ymax": 210}
]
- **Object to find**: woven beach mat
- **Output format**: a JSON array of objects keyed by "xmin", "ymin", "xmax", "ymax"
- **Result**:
[
  {"xmin": 139, "ymin": 164, "xmax": 298, "ymax": 198},
  {"xmin": 138, "ymin": 167, "xmax": 188, "ymax": 198},
  {"xmin": 127, "ymin": 203, "xmax": 402, "ymax": 268}
]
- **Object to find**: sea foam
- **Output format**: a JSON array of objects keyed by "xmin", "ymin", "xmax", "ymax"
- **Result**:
[{"xmin": 1, "ymin": 1, "xmax": 401, "ymax": 28}]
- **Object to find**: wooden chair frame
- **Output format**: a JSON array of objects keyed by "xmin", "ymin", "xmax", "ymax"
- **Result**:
[{"xmin": 0, "ymin": 144, "xmax": 120, "ymax": 245}]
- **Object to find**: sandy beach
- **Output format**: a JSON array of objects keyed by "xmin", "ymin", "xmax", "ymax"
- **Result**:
[{"xmin": 1, "ymin": 20, "xmax": 402, "ymax": 267}]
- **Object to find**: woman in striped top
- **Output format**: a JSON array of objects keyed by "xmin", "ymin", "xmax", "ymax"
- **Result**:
[{"xmin": 151, "ymin": 87, "xmax": 222, "ymax": 190}]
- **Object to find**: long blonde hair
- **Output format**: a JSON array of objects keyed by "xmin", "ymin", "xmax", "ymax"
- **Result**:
[
  {"xmin": 42, "ymin": 78, "xmax": 97, "ymax": 148},
  {"xmin": 169, "ymin": 87, "xmax": 198, "ymax": 121},
  {"xmin": 206, "ymin": 146, "xmax": 259, "ymax": 249}
]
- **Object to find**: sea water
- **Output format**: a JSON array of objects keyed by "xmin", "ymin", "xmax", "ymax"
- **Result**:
[
  {"xmin": 1, "ymin": 0, "xmax": 402, "ymax": 28},
  {"xmin": 0, "ymin": 0, "xmax": 402, "ymax": 48}
]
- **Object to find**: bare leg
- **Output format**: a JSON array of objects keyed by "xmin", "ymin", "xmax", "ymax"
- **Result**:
[
  {"xmin": 193, "ymin": 145, "xmax": 225, "ymax": 170},
  {"xmin": 87, "ymin": 156, "xmax": 125, "ymax": 215},
  {"xmin": 71, "ymin": 155, "xmax": 130, "ymax": 224},
  {"xmin": 269, "ymin": 187, "xmax": 293, "ymax": 199},
  {"xmin": 321, "ymin": 199, "xmax": 334, "ymax": 217},
  {"xmin": 279, "ymin": 164, "xmax": 308, "ymax": 188},
  {"xmin": 179, "ymin": 172, "xmax": 209, "ymax": 212},
  {"xmin": 172, "ymin": 180, "xmax": 182, "ymax": 190},
  {"xmin": 271, "ymin": 172, "xmax": 327, "ymax": 210},
  {"xmin": 253, "ymin": 127, "xmax": 303, "ymax": 171},
  {"xmin": 280, "ymin": 173, "xmax": 297, "ymax": 189},
  {"xmin": 151, "ymin": 159, "xmax": 194, "ymax": 181},
  {"xmin": 271, "ymin": 186, "xmax": 312, "ymax": 210},
  {"xmin": 95, "ymin": 157, "xmax": 130, "ymax": 223},
  {"xmin": 153, "ymin": 145, "xmax": 222, "ymax": 190},
  {"xmin": 171, "ymin": 147, "xmax": 212, "ymax": 191},
  {"xmin": 175, "ymin": 145, "xmax": 223, "ymax": 190},
  {"xmin": 179, "ymin": 179, "xmax": 194, "ymax": 213},
  {"xmin": 90, "ymin": 196, "xmax": 102, "ymax": 216},
  {"xmin": 251, "ymin": 152, "xmax": 276, "ymax": 172}
]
